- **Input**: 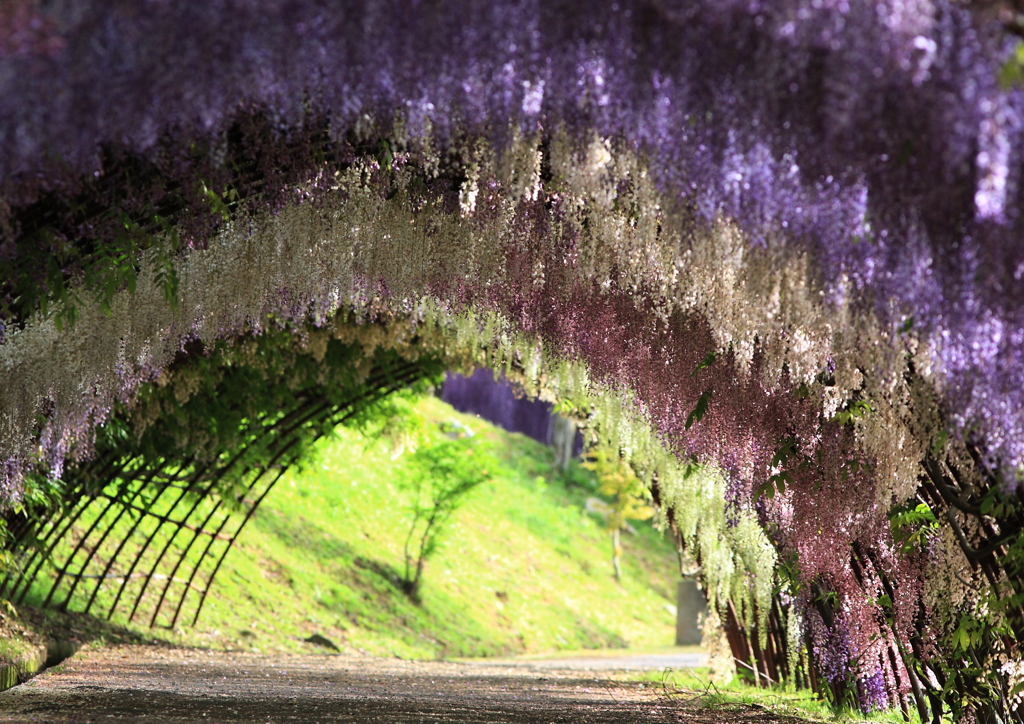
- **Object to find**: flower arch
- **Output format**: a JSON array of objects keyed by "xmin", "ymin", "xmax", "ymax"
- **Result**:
[{"xmin": 3, "ymin": 1, "xmax": 1024, "ymax": 719}]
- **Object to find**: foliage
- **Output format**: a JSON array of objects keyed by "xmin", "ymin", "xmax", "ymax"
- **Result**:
[
  {"xmin": 100, "ymin": 319, "xmax": 447, "ymax": 502},
  {"xmin": 389, "ymin": 412, "xmax": 493, "ymax": 598},
  {"xmin": 583, "ymin": 447, "xmax": 654, "ymax": 534},
  {"xmin": 887, "ymin": 502, "xmax": 938, "ymax": 556},
  {"xmin": 582, "ymin": 446, "xmax": 653, "ymax": 580}
]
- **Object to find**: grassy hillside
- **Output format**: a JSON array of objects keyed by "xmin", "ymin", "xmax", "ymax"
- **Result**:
[
  {"xmin": 16, "ymin": 394, "xmax": 683, "ymax": 660},
  {"xmin": 190, "ymin": 394, "xmax": 681, "ymax": 658}
]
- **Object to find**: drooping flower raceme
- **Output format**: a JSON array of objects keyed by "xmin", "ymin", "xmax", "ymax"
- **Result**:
[{"xmin": 1, "ymin": 0, "xmax": 1023, "ymax": 718}]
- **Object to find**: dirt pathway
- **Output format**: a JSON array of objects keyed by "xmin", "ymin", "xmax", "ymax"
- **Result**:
[{"xmin": 0, "ymin": 646, "xmax": 805, "ymax": 723}]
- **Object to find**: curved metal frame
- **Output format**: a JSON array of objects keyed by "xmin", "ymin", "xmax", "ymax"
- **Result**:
[
  {"xmin": 45, "ymin": 460, "xmax": 167, "ymax": 609},
  {"xmin": 184, "ymin": 366, "xmax": 421, "ymax": 628},
  {"xmin": 0, "ymin": 357, "xmax": 433, "ymax": 628},
  {"xmin": 3, "ymin": 454, "xmax": 134, "ymax": 605}
]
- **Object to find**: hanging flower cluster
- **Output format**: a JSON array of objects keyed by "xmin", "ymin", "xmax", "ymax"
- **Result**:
[{"xmin": 2, "ymin": 0, "xmax": 1024, "ymax": 719}]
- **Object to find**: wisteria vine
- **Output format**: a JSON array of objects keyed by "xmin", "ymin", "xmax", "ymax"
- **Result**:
[{"xmin": 2, "ymin": 0, "xmax": 1024, "ymax": 720}]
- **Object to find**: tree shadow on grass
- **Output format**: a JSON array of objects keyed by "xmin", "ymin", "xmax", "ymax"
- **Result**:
[{"xmin": 248, "ymin": 500, "xmax": 640, "ymax": 659}]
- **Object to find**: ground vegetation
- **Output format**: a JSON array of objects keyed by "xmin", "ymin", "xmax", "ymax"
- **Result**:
[{"xmin": 8, "ymin": 396, "xmax": 681, "ymax": 661}]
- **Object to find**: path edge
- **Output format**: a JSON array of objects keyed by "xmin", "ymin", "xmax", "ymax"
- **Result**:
[{"xmin": 0, "ymin": 640, "xmax": 80, "ymax": 691}]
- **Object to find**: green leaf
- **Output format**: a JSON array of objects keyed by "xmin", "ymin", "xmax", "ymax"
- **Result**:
[
  {"xmin": 200, "ymin": 180, "xmax": 232, "ymax": 221},
  {"xmin": 685, "ymin": 389, "xmax": 712, "ymax": 430},
  {"xmin": 692, "ymin": 351, "xmax": 717, "ymax": 376},
  {"xmin": 831, "ymin": 400, "xmax": 872, "ymax": 426},
  {"xmin": 999, "ymin": 43, "xmax": 1024, "ymax": 89},
  {"xmin": 755, "ymin": 472, "xmax": 790, "ymax": 502},
  {"xmin": 770, "ymin": 437, "xmax": 798, "ymax": 468}
]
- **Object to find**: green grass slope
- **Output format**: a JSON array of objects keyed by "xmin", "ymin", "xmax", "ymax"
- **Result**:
[
  {"xmin": 16, "ymin": 395, "xmax": 682, "ymax": 660},
  {"xmin": 189, "ymin": 395, "xmax": 681, "ymax": 658}
]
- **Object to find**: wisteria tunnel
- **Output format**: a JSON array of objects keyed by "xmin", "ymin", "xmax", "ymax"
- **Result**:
[
  {"xmin": 1, "ymin": 333, "xmax": 446, "ymax": 630},
  {"xmin": 6, "ymin": 0, "xmax": 1024, "ymax": 721}
]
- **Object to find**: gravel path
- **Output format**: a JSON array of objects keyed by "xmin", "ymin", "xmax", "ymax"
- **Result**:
[
  {"xmin": 491, "ymin": 652, "xmax": 708, "ymax": 671},
  {"xmin": 0, "ymin": 646, "xmax": 803, "ymax": 723}
]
